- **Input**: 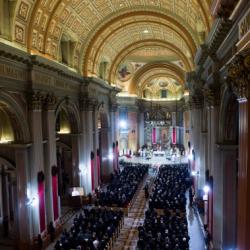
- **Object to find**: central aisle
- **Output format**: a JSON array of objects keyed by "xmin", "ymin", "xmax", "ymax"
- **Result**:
[{"xmin": 112, "ymin": 173, "xmax": 155, "ymax": 250}]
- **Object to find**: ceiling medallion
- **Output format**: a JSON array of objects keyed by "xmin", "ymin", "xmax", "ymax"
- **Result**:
[{"xmin": 117, "ymin": 62, "xmax": 134, "ymax": 82}]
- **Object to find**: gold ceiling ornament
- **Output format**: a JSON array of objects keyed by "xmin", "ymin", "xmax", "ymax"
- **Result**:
[
  {"xmin": 138, "ymin": 72, "xmax": 183, "ymax": 97},
  {"xmin": 84, "ymin": 16, "xmax": 196, "ymax": 77},
  {"xmin": 129, "ymin": 62, "xmax": 185, "ymax": 95},
  {"xmin": 12, "ymin": 1, "xmax": 211, "ymax": 70},
  {"xmin": 82, "ymin": 13, "xmax": 198, "ymax": 75},
  {"xmin": 109, "ymin": 39, "xmax": 193, "ymax": 84}
]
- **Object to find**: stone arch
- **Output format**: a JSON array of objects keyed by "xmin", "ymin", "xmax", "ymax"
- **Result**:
[
  {"xmin": 0, "ymin": 91, "xmax": 30, "ymax": 143},
  {"xmin": 219, "ymin": 85, "xmax": 238, "ymax": 143},
  {"xmin": 55, "ymin": 98, "xmax": 81, "ymax": 134}
]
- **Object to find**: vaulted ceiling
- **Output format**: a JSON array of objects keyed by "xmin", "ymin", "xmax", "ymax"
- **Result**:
[{"xmin": 12, "ymin": 0, "xmax": 213, "ymax": 98}]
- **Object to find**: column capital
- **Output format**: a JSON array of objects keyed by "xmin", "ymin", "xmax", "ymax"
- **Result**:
[
  {"xmin": 27, "ymin": 91, "xmax": 44, "ymax": 110},
  {"xmin": 203, "ymin": 84, "xmax": 220, "ymax": 107},
  {"xmin": 227, "ymin": 53, "xmax": 250, "ymax": 100},
  {"xmin": 79, "ymin": 96, "xmax": 97, "ymax": 111},
  {"xmin": 43, "ymin": 93, "xmax": 57, "ymax": 111},
  {"xmin": 188, "ymin": 91, "xmax": 203, "ymax": 110}
]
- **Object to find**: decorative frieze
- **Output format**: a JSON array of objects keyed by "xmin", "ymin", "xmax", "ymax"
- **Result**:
[
  {"xmin": 227, "ymin": 53, "xmax": 250, "ymax": 99},
  {"xmin": 0, "ymin": 63, "xmax": 27, "ymax": 81}
]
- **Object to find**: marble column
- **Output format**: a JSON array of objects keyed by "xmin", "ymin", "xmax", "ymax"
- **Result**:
[
  {"xmin": 43, "ymin": 95, "xmax": 57, "ymax": 224},
  {"xmin": 226, "ymin": 54, "xmax": 250, "ymax": 250},
  {"xmin": 28, "ymin": 92, "xmax": 44, "ymax": 235},
  {"xmin": 237, "ymin": 98, "xmax": 250, "ymax": 250},
  {"xmin": 190, "ymin": 108, "xmax": 202, "ymax": 194},
  {"xmin": 15, "ymin": 146, "xmax": 31, "ymax": 248},
  {"xmin": 93, "ymin": 107, "xmax": 100, "ymax": 188},
  {"xmin": 138, "ymin": 112, "xmax": 145, "ymax": 148},
  {"xmin": 80, "ymin": 101, "xmax": 94, "ymax": 194}
]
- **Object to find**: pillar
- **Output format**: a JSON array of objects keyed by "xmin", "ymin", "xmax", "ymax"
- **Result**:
[
  {"xmin": 138, "ymin": 112, "xmax": 145, "ymax": 148},
  {"xmin": 71, "ymin": 135, "xmax": 81, "ymax": 187},
  {"xmin": 227, "ymin": 53, "xmax": 250, "ymax": 250},
  {"xmin": 190, "ymin": 107, "xmax": 202, "ymax": 194},
  {"xmin": 80, "ymin": 100, "xmax": 94, "ymax": 194},
  {"xmin": 43, "ymin": 95, "xmax": 58, "ymax": 224},
  {"xmin": 15, "ymin": 146, "xmax": 31, "ymax": 248},
  {"xmin": 28, "ymin": 92, "xmax": 45, "ymax": 235}
]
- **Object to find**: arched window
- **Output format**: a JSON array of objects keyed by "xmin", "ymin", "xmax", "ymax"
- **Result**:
[
  {"xmin": 99, "ymin": 61, "xmax": 108, "ymax": 80},
  {"xmin": 59, "ymin": 33, "xmax": 76, "ymax": 66}
]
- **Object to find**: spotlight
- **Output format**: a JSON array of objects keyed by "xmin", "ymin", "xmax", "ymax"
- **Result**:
[
  {"xmin": 191, "ymin": 171, "xmax": 196, "ymax": 176},
  {"xmin": 203, "ymin": 185, "xmax": 210, "ymax": 194},
  {"xmin": 119, "ymin": 120, "xmax": 127, "ymax": 129},
  {"xmin": 27, "ymin": 196, "xmax": 39, "ymax": 207},
  {"xmin": 108, "ymin": 153, "xmax": 114, "ymax": 160},
  {"xmin": 188, "ymin": 154, "xmax": 193, "ymax": 161}
]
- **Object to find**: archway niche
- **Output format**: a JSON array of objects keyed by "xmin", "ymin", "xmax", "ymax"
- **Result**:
[
  {"xmin": 97, "ymin": 106, "xmax": 110, "ymax": 182},
  {"xmin": 55, "ymin": 105, "xmax": 80, "ymax": 208},
  {"xmin": 0, "ymin": 103, "xmax": 20, "ymax": 242}
]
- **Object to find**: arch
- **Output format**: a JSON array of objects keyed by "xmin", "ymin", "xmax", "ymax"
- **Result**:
[
  {"xmin": 82, "ymin": 10, "xmax": 199, "ymax": 75},
  {"xmin": 138, "ymin": 73, "xmax": 183, "ymax": 98},
  {"xmin": 0, "ymin": 90, "xmax": 30, "ymax": 142},
  {"xmin": 0, "ymin": 156, "xmax": 16, "ymax": 170},
  {"xmin": 55, "ymin": 98, "xmax": 81, "ymax": 134},
  {"xmin": 129, "ymin": 62, "xmax": 185, "ymax": 94},
  {"xmin": 85, "ymin": 18, "xmax": 196, "ymax": 76},
  {"xmin": 109, "ymin": 40, "xmax": 193, "ymax": 84},
  {"xmin": 219, "ymin": 86, "xmax": 238, "ymax": 143}
]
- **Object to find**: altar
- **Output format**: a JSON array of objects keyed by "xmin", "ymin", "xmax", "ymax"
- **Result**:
[{"xmin": 153, "ymin": 150, "xmax": 165, "ymax": 157}]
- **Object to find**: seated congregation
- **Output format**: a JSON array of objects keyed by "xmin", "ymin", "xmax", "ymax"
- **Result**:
[
  {"xmin": 54, "ymin": 208, "xmax": 124, "ymax": 250},
  {"xmin": 96, "ymin": 164, "xmax": 148, "ymax": 207},
  {"xmin": 149, "ymin": 164, "xmax": 191, "ymax": 210},
  {"xmin": 137, "ymin": 164, "xmax": 191, "ymax": 250}
]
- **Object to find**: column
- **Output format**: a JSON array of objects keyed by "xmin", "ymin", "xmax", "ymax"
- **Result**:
[
  {"xmin": 138, "ymin": 112, "xmax": 145, "ymax": 148},
  {"xmin": 190, "ymin": 107, "xmax": 202, "ymax": 194},
  {"xmin": 28, "ymin": 92, "xmax": 45, "ymax": 235},
  {"xmin": 15, "ymin": 146, "xmax": 31, "ymax": 249},
  {"xmin": 43, "ymin": 94, "xmax": 57, "ymax": 224},
  {"xmin": 71, "ymin": 135, "xmax": 81, "ymax": 187},
  {"xmin": 93, "ymin": 105, "xmax": 99, "ymax": 188},
  {"xmin": 80, "ymin": 100, "xmax": 94, "ymax": 195},
  {"xmin": 227, "ymin": 53, "xmax": 250, "ymax": 250}
]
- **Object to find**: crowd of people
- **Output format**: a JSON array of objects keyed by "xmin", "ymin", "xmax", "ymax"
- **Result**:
[
  {"xmin": 137, "ymin": 208, "xmax": 189, "ymax": 250},
  {"xmin": 148, "ymin": 164, "xmax": 191, "ymax": 211},
  {"xmin": 54, "ymin": 208, "xmax": 123, "ymax": 250},
  {"xmin": 96, "ymin": 164, "xmax": 148, "ymax": 207}
]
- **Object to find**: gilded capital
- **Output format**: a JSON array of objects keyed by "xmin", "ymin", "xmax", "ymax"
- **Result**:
[{"xmin": 227, "ymin": 54, "xmax": 250, "ymax": 100}]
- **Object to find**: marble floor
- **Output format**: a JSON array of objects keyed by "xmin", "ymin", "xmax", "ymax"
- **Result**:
[{"xmin": 186, "ymin": 204, "xmax": 206, "ymax": 250}]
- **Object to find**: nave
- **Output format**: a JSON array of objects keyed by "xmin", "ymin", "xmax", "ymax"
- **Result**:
[{"xmin": 45, "ymin": 163, "xmax": 205, "ymax": 250}]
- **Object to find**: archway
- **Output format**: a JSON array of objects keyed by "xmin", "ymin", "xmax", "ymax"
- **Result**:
[
  {"xmin": 0, "ymin": 102, "xmax": 20, "ymax": 243},
  {"xmin": 0, "ymin": 158, "xmax": 16, "ymax": 242},
  {"xmin": 97, "ymin": 106, "xmax": 110, "ymax": 182},
  {"xmin": 55, "ymin": 102, "xmax": 81, "ymax": 210}
]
